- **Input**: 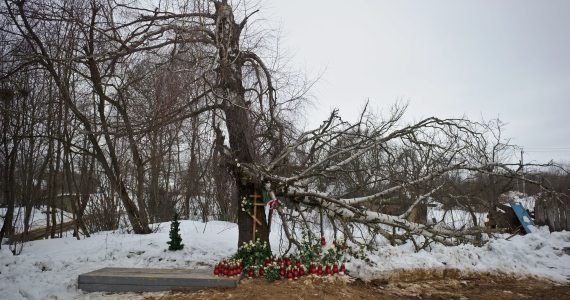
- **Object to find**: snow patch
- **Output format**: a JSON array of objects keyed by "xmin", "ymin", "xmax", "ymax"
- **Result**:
[{"xmin": 1, "ymin": 220, "xmax": 568, "ymax": 300}]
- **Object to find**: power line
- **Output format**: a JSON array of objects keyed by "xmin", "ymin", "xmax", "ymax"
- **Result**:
[
  {"xmin": 524, "ymin": 146, "xmax": 570, "ymax": 150},
  {"xmin": 524, "ymin": 149, "xmax": 570, "ymax": 153}
]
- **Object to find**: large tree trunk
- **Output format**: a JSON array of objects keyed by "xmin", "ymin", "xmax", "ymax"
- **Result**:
[
  {"xmin": 214, "ymin": 1, "xmax": 270, "ymax": 247},
  {"xmin": 0, "ymin": 89, "xmax": 17, "ymax": 247},
  {"xmin": 0, "ymin": 151, "xmax": 17, "ymax": 246}
]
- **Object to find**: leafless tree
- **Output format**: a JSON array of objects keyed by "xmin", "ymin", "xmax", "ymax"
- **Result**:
[
  {"xmin": 2, "ymin": 0, "xmax": 303, "ymax": 243},
  {"xmin": 2, "ymin": 0, "xmax": 560, "ymax": 255},
  {"xmin": 236, "ymin": 104, "xmax": 559, "ymax": 249}
]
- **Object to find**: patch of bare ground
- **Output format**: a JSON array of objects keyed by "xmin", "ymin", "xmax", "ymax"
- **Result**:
[{"xmin": 145, "ymin": 269, "xmax": 570, "ymax": 300}]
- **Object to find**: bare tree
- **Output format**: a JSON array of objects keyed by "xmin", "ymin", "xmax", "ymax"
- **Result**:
[
  {"xmin": 0, "ymin": 86, "xmax": 19, "ymax": 245},
  {"xmin": 235, "ymin": 104, "xmax": 559, "ymax": 249},
  {"xmin": 4, "ymin": 0, "xmax": 556, "ymax": 255},
  {"xmin": 2, "ymin": 0, "xmax": 299, "ymax": 243}
]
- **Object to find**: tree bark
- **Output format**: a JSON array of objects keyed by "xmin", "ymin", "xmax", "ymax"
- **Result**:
[
  {"xmin": 214, "ymin": 0, "xmax": 270, "ymax": 247},
  {"xmin": 0, "ymin": 89, "xmax": 18, "ymax": 246}
]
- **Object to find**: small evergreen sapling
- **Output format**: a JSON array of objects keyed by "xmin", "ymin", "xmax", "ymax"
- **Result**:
[{"xmin": 167, "ymin": 213, "xmax": 184, "ymax": 251}]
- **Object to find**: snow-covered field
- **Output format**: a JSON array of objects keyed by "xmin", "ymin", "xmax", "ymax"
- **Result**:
[{"xmin": 0, "ymin": 216, "xmax": 569, "ymax": 300}]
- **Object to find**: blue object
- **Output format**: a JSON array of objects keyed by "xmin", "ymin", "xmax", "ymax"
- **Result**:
[{"xmin": 511, "ymin": 202, "xmax": 535, "ymax": 234}]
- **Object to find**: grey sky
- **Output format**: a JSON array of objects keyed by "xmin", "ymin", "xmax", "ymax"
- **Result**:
[{"xmin": 268, "ymin": 0, "xmax": 570, "ymax": 164}]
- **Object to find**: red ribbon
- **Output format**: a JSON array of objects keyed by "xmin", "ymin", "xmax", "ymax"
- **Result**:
[{"xmin": 268, "ymin": 199, "xmax": 279, "ymax": 209}]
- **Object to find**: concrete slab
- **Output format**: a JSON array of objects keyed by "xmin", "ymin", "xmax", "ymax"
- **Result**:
[{"xmin": 78, "ymin": 267, "xmax": 239, "ymax": 293}]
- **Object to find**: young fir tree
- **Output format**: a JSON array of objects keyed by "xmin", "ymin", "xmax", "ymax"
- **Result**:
[{"xmin": 167, "ymin": 213, "xmax": 184, "ymax": 251}]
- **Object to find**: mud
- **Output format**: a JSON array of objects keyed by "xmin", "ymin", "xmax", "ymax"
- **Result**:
[{"xmin": 145, "ymin": 269, "xmax": 570, "ymax": 300}]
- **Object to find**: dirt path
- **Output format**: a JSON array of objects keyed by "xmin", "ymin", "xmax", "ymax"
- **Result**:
[
  {"xmin": 145, "ymin": 269, "xmax": 569, "ymax": 300},
  {"xmin": 9, "ymin": 219, "xmax": 76, "ymax": 243}
]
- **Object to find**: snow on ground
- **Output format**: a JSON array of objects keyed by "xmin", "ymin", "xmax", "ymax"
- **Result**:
[
  {"xmin": 353, "ymin": 226, "xmax": 570, "ymax": 283},
  {"xmin": 428, "ymin": 206, "xmax": 487, "ymax": 230},
  {"xmin": 0, "ymin": 220, "xmax": 238, "ymax": 300},
  {"xmin": 426, "ymin": 191, "xmax": 536, "ymax": 230},
  {"xmin": 0, "ymin": 216, "xmax": 569, "ymax": 300},
  {"xmin": 505, "ymin": 191, "xmax": 536, "ymax": 210}
]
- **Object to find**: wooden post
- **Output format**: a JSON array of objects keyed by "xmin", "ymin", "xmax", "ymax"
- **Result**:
[
  {"xmin": 565, "ymin": 197, "xmax": 570, "ymax": 230},
  {"xmin": 249, "ymin": 191, "xmax": 264, "ymax": 241}
]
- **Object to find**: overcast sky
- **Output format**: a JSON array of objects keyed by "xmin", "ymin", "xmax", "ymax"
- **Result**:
[{"xmin": 266, "ymin": 0, "xmax": 570, "ymax": 164}]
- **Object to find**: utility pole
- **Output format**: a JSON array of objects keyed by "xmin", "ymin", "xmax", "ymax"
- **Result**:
[{"xmin": 521, "ymin": 149, "xmax": 526, "ymax": 195}]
